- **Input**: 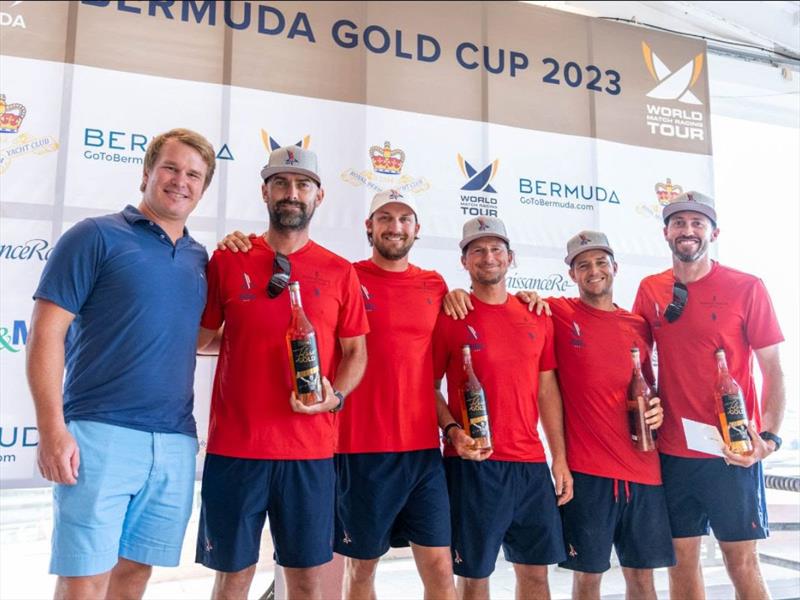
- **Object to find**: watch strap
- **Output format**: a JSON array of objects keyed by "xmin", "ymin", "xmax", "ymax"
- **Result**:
[{"xmin": 759, "ymin": 431, "xmax": 782, "ymax": 451}]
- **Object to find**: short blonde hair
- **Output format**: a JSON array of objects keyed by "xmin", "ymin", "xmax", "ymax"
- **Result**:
[{"xmin": 140, "ymin": 128, "xmax": 216, "ymax": 192}]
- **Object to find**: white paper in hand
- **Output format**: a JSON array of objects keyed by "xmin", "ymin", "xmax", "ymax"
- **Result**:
[{"xmin": 682, "ymin": 418, "xmax": 725, "ymax": 458}]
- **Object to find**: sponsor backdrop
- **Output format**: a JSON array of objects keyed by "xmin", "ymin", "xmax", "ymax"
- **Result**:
[{"xmin": 0, "ymin": 0, "xmax": 713, "ymax": 487}]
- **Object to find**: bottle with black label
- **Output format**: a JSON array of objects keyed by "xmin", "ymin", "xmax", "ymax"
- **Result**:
[
  {"xmin": 461, "ymin": 345, "xmax": 491, "ymax": 449},
  {"xmin": 626, "ymin": 347, "xmax": 656, "ymax": 452},
  {"xmin": 714, "ymin": 348, "xmax": 752, "ymax": 455},
  {"xmin": 286, "ymin": 281, "xmax": 322, "ymax": 405}
]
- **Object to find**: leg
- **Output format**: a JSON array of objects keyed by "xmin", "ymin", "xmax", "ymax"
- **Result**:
[
  {"xmin": 210, "ymin": 565, "xmax": 257, "ymax": 600},
  {"xmin": 668, "ymin": 537, "xmax": 704, "ymax": 600},
  {"xmin": 718, "ymin": 540, "xmax": 770, "ymax": 600},
  {"xmin": 513, "ymin": 564, "xmax": 549, "ymax": 600},
  {"xmin": 571, "ymin": 572, "xmax": 601, "ymax": 600},
  {"xmin": 411, "ymin": 543, "xmax": 457, "ymax": 600},
  {"xmin": 343, "ymin": 557, "xmax": 379, "ymax": 600},
  {"xmin": 53, "ymin": 573, "xmax": 111, "ymax": 600},
  {"xmin": 106, "ymin": 557, "xmax": 153, "ymax": 600},
  {"xmin": 621, "ymin": 567, "xmax": 657, "ymax": 600},
  {"xmin": 457, "ymin": 575, "xmax": 490, "ymax": 600},
  {"xmin": 283, "ymin": 565, "xmax": 326, "ymax": 600}
]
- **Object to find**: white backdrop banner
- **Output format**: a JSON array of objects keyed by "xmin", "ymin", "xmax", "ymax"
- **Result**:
[{"xmin": 0, "ymin": 0, "xmax": 713, "ymax": 487}]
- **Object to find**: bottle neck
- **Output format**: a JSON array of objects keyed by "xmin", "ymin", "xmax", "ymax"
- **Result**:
[
  {"xmin": 289, "ymin": 285, "xmax": 302, "ymax": 308},
  {"xmin": 716, "ymin": 352, "xmax": 729, "ymax": 372},
  {"xmin": 462, "ymin": 348, "xmax": 473, "ymax": 369},
  {"xmin": 631, "ymin": 350, "xmax": 642, "ymax": 371}
]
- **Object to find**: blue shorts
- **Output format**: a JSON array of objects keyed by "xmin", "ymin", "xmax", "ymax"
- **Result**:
[
  {"xmin": 196, "ymin": 454, "xmax": 335, "ymax": 571},
  {"xmin": 660, "ymin": 454, "xmax": 768, "ymax": 542},
  {"xmin": 50, "ymin": 420, "xmax": 198, "ymax": 577},
  {"xmin": 334, "ymin": 449, "xmax": 451, "ymax": 559},
  {"xmin": 559, "ymin": 472, "xmax": 675, "ymax": 573},
  {"xmin": 444, "ymin": 458, "xmax": 566, "ymax": 579}
]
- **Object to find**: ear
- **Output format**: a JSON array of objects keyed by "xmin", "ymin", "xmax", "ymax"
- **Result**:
[
  {"xmin": 413, "ymin": 222, "xmax": 421, "ymax": 237},
  {"xmin": 261, "ymin": 182, "xmax": 269, "ymax": 203},
  {"xmin": 460, "ymin": 254, "xmax": 467, "ymax": 269},
  {"xmin": 612, "ymin": 259, "xmax": 619, "ymax": 275},
  {"xmin": 662, "ymin": 224, "xmax": 669, "ymax": 240},
  {"xmin": 365, "ymin": 217, "xmax": 372, "ymax": 236},
  {"xmin": 568, "ymin": 267, "xmax": 577, "ymax": 283},
  {"xmin": 314, "ymin": 186, "xmax": 325, "ymax": 207},
  {"xmin": 710, "ymin": 226, "xmax": 720, "ymax": 242},
  {"xmin": 139, "ymin": 168, "xmax": 150, "ymax": 194}
]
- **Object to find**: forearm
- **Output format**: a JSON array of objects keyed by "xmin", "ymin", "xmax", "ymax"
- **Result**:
[
  {"xmin": 332, "ymin": 339, "xmax": 367, "ymax": 396},
  {"xmin": 760, "ymin": 364, "xmax": 786, "ymax": 434},
  {"xmin": 538, "ymin": 378, "xmax": 567, "ymax": 462},
  {"xmin": 26, "ymin": 307, "xmax": 70, "ymax": 434},
  {"xmin": 197, "ymin": 325, "xmax": 223, "ymax": 355},
  {"xmin": 436, "ymin": 387, "xmax": 458, "ymax": 428}
]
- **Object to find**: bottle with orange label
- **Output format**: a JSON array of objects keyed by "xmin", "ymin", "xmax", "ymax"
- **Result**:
[
  {"xmin": 626, "ymin": 347, "xmax": 656, "ymax": 452},
  {"xmin": 714, "ymin": 348, "xmax": 753, "ymax": 455},
  {"xmin": 286, "ymin": 281, "xmax": 323, "ymax": 405},
  {"xmin": 460, "ymin": 345, "xmax": 491, "ymax": 449}
]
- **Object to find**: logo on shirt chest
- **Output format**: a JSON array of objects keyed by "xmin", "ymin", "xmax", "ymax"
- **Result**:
[
  {"xmin": 361, "ymin": 284, "xmax": 376, "ymax": 312},
  {"xmin": 699, "ymin": 295, "xmax": 728, "ymax": 321},
  {"xmin": 570, "ymin": 321, "xmax": 584, "ymax": 348},
  {"xmin": 465, "ymin": 324, "xmax": 484, "ymax": 352},
  {"xmin": 513, "ymin": 319, "xmax": 538, "ymax": 343},
  {"xmin": 239, "ymin": 272, "xmax": 257, "ymax": 302}
]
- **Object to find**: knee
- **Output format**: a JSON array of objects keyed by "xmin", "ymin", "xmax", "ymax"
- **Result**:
[
  {"xmin": 518, "ymin": 566, "xmax": 548, "ymax": 586},
  {"xmin": 114, "ymin": 559, "xmax": 152, "ymax": 583},
  {"xmin": 346, "ymin": 558, "xmax": 378, "ymax": 584},
  {"xmin": 721, "ymin": 547, "xmax": 760, "ymax": 575}
]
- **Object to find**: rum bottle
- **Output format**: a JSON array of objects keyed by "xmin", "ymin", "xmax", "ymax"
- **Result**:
[
  {"xmin": 286, "ymin": 281, "xmax": 323, "ymax": 405},
  {"xmin": 461, "ymin": 345, "xmax": 491, "ymax": 449},
  {"xmin": 627, "ymin": 347, "xmax": 656, "ymax": 452},
  {"xmin": 714, "ymin": 348, "xmax": 752, "ymax": 455}
]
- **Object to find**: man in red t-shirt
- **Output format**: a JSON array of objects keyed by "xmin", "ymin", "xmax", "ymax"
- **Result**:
[
  {"xmin": 195, "ymin": 146, "xmax": 369, "ymax": 599},
  {"xmin": 334, "ymin": 188, "xmax": 455, "ymax": 600},
  {"xmin": 433, "ymin": 217, "xmax": 572, "ymax": 600},
  {"xmin": 633, "ymin": 191, "xmax": 785, "ymax": 600}
]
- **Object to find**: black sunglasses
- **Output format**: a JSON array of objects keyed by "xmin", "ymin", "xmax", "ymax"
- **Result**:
[
  {"xmin": 664, "ymin": 282, "xmax": 688, "ymax": 323},
  {"xmin": 267, "ymin": 252, "xmax": 291, "ymax": 298}
]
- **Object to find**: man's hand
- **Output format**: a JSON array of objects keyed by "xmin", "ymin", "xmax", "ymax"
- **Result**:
[
  {"xmin": 723, "ymin": 422, "xmax": 774, "ymax": 467},
  {"xmin": 551, "ymin": 458, "xmax": 573, "ymax": 505},
  {"xmin": 449, "ymin": 428, "xmax": 493, "ymax": 461},
  {"xmin": 37, "ymin": 426, "xmax": 80, "ymax": 485},
  {"xmin": 514, "ymin": 290, "xmax": 552, "ymax": 316},
  {"xmin": 442, "ymin": 289, "xmax": 473, "ymax": 320},
  {"xmin": 217, "ymin": 231, "xmax": 255, "ymax": 253},
  {"xmin": 645, "ymin": 396, "xmax": 664, "ymax": 430},
  {"xmin": 289, "ymin": 376, "xmax": 341, "ymax": 415}
]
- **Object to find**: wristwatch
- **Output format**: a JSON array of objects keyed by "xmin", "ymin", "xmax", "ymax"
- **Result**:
[
  {"xmin": 442, "ymin": 422, "xmax": 462, "ymax": 444},
  {"xmin": 759, "ymin": 431, "xmax": 782, "ymax": 451},
  {"xmin": 330, "ymin": 389, "xmax": 346, "ymax": 413}
]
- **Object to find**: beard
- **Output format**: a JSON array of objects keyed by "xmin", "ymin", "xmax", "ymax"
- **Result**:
[
  {"xmin": 269, "ymin": 200, "xmax": 315, "ymax": 231},
  {"xmin": 472, "ymin": 266, "xmax": 507, "ymax": 286},
  {"xmin": 669, "ymin": 236, "xmax": 709, "ymax": 263},
  {"xmin": 373, "ymin": 234, "xmax": 415, "ymax": 261}
]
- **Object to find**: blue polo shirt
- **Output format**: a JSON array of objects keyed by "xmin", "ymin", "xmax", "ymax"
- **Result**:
[{"xmin": 33, "ymin": 205, "xmax": 208, "ymax": 436}]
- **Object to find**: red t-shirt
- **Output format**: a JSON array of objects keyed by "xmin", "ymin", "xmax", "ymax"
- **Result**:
[
  {"xmin": 432, "ymin": 294, "xmax": 557, "ymax": 463},
  {"xmin": 633, "ymin": 262, "xmax": 783, "ymax": 458},
  {"xmin": 201, "ymin": 238, "xmax": 369, "ymax": 460},
  {"xmin": 336, "ymin": 261, "xmax": 448, "ymax": 454},
  {"xmin": 549, "ymin": 297, "xmax": 661, "ymax": 484}
]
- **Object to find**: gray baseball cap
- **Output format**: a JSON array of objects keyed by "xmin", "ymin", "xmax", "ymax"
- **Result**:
[
  {"xmin": 260, "ymin": 146, "xmax": 321, "ymax": 185},
  {"xmin": 459, "ymin": 216, "xmax": 510, "ymax": 250},
  {"xmin": 662, "ymin": 190, "xmax": 716, "ymax": 225},
  {"xmin": 369, "ymin": 188, "xmax": 418, "ymax": 218},
  {"xmin": 565, "ymin": 230, "xmax": 614, "ymax": 265}
]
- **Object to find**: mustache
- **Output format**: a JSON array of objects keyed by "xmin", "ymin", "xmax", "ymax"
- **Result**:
[
  {"xmin": 676, "ymin": 236, "xmax": 701, "ymax": 242},
  {"xmin": 276, "ymin": 200, "xmax": 305, "ymax": 210}
]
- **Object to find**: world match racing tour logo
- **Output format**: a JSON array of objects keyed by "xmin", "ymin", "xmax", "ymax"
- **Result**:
[
  {"xmin": 641, "ymin": 41, "xmax": 706, "ymax": 141},
  {"xmin": 341, "ymin": 141, "xmax": 430, "ymax": 195},
  {"xmin": 458, "ymin": 154, "xmax": 499, "ymax": 217}
]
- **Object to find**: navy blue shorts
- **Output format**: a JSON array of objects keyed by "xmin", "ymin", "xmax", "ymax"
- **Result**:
[
  {"xmin": 196, "ymin": 453, "xmax": 335, "ymax": 571},
  {"xmin": 444, "ymin": 457, "xmax": 566, "ymax": 579},
  {"xmin": 334, "ymin": 449, "xmax": 451, "ymax": 559},
  {"xmin": 660, "ymin": 454, "xmax": 768, "ymax": 542},
  {"xmin": 559, "ymin": 472, "xmax": 675, "ymax": 573}
]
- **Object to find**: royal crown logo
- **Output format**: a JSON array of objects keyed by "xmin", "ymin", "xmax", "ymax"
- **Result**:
[
  {"xmin": 0, "ymin": 94, "xmax": 26, "ymax": 134},
  {"xmin": 655, "ymin": 178, "xmax": 683, "ymax": 206},
  {"xmin": 369, "ymin": 141, "xmax": 405, "ymax": 175}
]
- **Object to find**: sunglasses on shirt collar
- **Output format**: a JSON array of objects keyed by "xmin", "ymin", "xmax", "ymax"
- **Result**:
[
  {"xmin": 664, "ymin": 282, "xmax": 688, "ymax": 323},
  {"xmin": 267, "ymin": 252, "xmax": 291, "ymax": 298}
]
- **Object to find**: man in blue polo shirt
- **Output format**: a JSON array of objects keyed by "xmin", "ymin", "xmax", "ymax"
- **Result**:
[{"xmin": 26, "ymin": 128, "xmax": 216, "ymax": 599}]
